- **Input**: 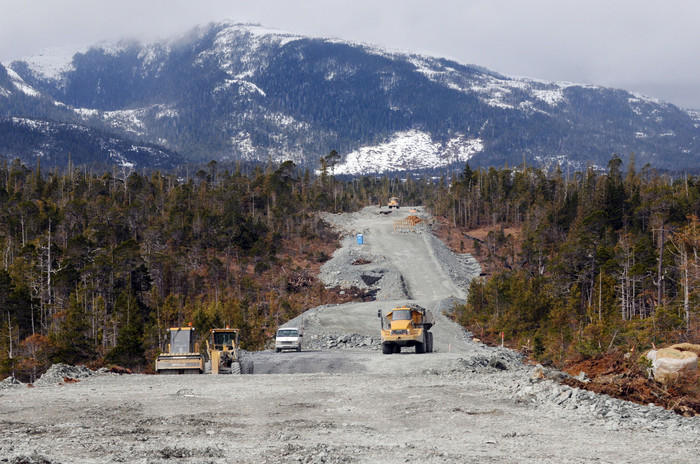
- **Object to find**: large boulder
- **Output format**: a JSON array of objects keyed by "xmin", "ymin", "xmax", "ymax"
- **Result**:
[{"xmin": 646, "ymin": 347, "xmax": 698, "ymax": 383}]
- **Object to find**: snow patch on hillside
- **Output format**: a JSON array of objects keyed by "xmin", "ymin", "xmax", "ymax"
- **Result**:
[
  {"xmin": 74, "ymin": 107, "xmax": 99, "ymax": 119},
  {"xmin": 215, "ymin": 78, "xmax": 266, "ymax": 96},
  {"xmin": 333, "ymin": 130, "xmax": 483, "ymax": 175},
  {"xmin": 531, "ymin": 87, "xmax": 565, "ymax": 106},
  {"xmin": 242, "ymin": 24, "xmax": 304, "ymax": 47},
  {"xmin": 11, "ymin": 117, "xmax": 52, "ymax": 131},
  {"xmin": 155, "ymin": 106, "xmax": 178, "ymax": 120},
  {"xmin": 8, "ymin": 44, "xmax": 88, "ymax": 82},
  {"xmin": 6, "ymin": 68, "xmax": 40, "ymax": 97},
  {"xmin": 199, "ymin": 23, "xmax": 303, "ymax": 77},
  {"xmin": 103, "ymin": 109, "xmax": 146, "ymax": 135}
]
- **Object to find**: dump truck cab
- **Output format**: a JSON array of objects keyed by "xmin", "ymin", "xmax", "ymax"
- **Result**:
[
  {"xmin": 388, "ymin": 197, "xmax": 400, "ymax": 209},
  {"xmin": 275, "ymin": 327, "xmax": 303, "ymax": 352},
  {"xmin": 379, "ymin": 305, "xmax": 434, "ymax": 354},
  {"xmin": 155, "ymin": 326, "xmax": 205, "ymax": 374}
]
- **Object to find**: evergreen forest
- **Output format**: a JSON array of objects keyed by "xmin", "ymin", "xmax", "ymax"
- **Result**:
[
  {"xmin": 437, "ymin": 156, "xmax": 700, "ymax": 364},
  {"xmin": 1, "ymin": 154, "xmax": 699, "ymax": 383}
]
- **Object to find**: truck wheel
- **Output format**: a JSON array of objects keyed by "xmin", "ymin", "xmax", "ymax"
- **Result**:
[
  {"xmin": 382, "ymin": 344, "xmax": 393, "ymax": 355},
  {"xmin": 241, "ymin": 360, "xmax": 254, "ymax": 374},
  {"xmin": 393, "ymin": 345, "xmax": 401, "ymax": 354},
  {"xmin": 415, "ymin": 342, "xmax": 425, "ymax": 354},
  {"xmin": 427, "ymin": 332, "xmax": 433, "ymax": 353},
  {"xmin": 230, "ymin": 362, "xmax": 241, "ymax": 374},
  {"xmin": 276, "ymin": 348, "xmax": 281, "ymax": 353},
  {"xmin": 296, "ymin": 345, "xmax": 301, "ymax": 352}
]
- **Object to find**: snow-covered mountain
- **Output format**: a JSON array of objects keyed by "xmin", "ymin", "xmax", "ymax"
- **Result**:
[
  {"xmin": 3, "ymin": 21, "xmax": 700, "ymax": 173},
  {"xmin": 0, "ymin": 56, "xmax": 181, "ymax": 170}
]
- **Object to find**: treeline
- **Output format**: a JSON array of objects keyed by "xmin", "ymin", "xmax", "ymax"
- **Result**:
[
  {"xmin": 435, "ymin": 156, "xmax": 700, "ymax": 363},
  {"xmin": 6, "ymin": 150, "xmax": 694, "ymax": 379},
  {"xmin": 0, "ymin": 156, "xmax": 428, "ymax": 381}
]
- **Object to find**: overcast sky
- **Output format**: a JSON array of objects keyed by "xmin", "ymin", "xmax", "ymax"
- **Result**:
[{"xmin": 2, "ymin": 0, "xmax": 699, "ymax": 108}]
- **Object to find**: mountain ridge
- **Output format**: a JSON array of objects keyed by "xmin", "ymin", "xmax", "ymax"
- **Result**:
[{"xmin": 2, "ymin": 21, "xmax": 699, "ymax": 173}]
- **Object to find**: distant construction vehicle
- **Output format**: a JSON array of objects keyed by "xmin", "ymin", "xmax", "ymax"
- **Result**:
[
  {"xmin": 155, "ymin": 326, "xmax": 205, "ymax": 374},
  {"xmin": 378, "ymin": 304, "xmax": 434, "ymax": 354},
  {"xmin": 205, "ymin": 327, "xmax": 253, "ymax": 374},
  {"xmin": 387, "ymin": 197, "xmax": 400, "ymax": 209}
]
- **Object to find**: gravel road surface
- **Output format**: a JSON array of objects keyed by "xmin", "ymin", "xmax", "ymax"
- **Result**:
[{"xmin": 1, "ymin": 206, "xmax": 698, "ymax": 463}]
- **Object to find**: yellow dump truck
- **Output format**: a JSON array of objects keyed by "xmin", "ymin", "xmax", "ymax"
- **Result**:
[
  {"xmin": 155, "ymin": 326, "xmax": 205, "ymax": 374},
  {"xmin": 378, "ymin": 304, "xmax": 434, "ymax": 354},
  {"xmin": 388, "ymin": 197, "xmax": 400, "ymax": 209},
  {"xmin": 206, "ymin": 327, "xmax": 253, "ymax": 374}
]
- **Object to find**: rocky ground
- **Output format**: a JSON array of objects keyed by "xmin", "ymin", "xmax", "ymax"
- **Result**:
[{"xmin": 1, "ymin": 206, "xmax": 699, "ymax": 463}]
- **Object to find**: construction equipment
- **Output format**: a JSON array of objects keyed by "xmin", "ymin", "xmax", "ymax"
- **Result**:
[
  {"xmin": 388, "ymin": 197, "xmax": 400, "ymax": 209},
  {"xmin": 378, "ymin": 304, "xmax": 434, "ymax": 354},
  {"xmin": 205, "ymin": 327, "xmax": 253, "ymax": 374},
  {"xmin": 155, "ymin": 326, "xmax": 205, "ymax": 374}
]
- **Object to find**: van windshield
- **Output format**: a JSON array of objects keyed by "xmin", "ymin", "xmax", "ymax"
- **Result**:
[{"xmin": 277, "ymin": 329, "xmax": 298, "ymax": 338}]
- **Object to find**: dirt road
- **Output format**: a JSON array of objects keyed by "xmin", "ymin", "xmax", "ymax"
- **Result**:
[{"xmin": 1, "ymin": 207, "xmax": 699, "ymax": 463}]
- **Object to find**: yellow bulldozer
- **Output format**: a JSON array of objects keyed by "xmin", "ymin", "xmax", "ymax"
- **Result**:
[
  {"xmin": 155, "ymin": 326, "xmax": 205, "ymax": 374},
  {"xmin": 387, "ymin": 197, "xmax": 400, "ymax": 209},
  {"xmin": 205, "ymin": 327, "xmax": 253, "ymax": 374},
  {"xmin": 378, "ymin": 304, "xmax": 434, "ymax": 354}
]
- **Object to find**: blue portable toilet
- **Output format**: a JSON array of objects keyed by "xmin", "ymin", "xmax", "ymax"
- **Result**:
[{"xmin": 357, "ymin": 233, "xmax": 364, "ymax": 245}]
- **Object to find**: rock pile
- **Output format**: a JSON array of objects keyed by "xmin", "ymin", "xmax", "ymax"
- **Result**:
[
  {"xmin": 319, "ymin": 237, "xmax": 410, "ymax": 300},
  {"xmin": 423, "ymin": 231, "xmax": 481, "ymax": 294},
  {"xmin": 304, "ymin": 333, "xmax": 379, "ymax": 350},
  {"xmin": 7, "ymin": 452, "xmax": 56, "ymax": 464},
  {"xmin": 0, "ymin": 375, "xmax": 23, "ymax": 390},
  {"xmin": 33, "ymin": 363, "xmax": 95, "ymax": 387},
  {"xmin": 454, "ymin": 347, "xmax": 525, "ymax": 372},
  {"xmin": 504, "ymin": 365, "xmax": 700, "ymax": 432}
]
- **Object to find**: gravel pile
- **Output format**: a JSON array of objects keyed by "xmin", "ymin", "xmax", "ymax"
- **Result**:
[
  {"xmin": 303, "ymin": 333, "xmax": 379, "ymax": 350},
  {"xmin": 319, "ymin": 235, "xmax": 410, "ymax": 300},
  {"xmin": 33, "ymin": 363, "xmax": 95, "ymax": 387},
  {"xmin": 0, "ymin": 375, "xmax": 23, "ymax": 389},
  {"xmin": 268, "ymin": 442, "xmax": 359, "ymax": 464},
  {"xmin": 423, "ymin": 230, "xmax": 481, "ymax": 293},
  {"xmin": 7, "ymin": 452, "xmax": 56, "ymax": 464},
  {"xmin": 504, "ymin": 367, "xmax": 700, "ymax": 432},
  {"xmin": 453, "ymin": 346, "xmax": 526, "ymax": 372},
  {"xmin": 319, "ymin": 211, "xmax": 367, "ymax": 234}
]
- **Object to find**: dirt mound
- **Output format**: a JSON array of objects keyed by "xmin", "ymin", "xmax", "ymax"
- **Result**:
[{"xmin": 406, "ymin": 215, "xmax": 423, "ymax": 225}]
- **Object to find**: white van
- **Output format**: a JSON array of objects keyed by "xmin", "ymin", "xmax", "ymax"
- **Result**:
[{"xmin": 275, "ymin": 327, "xmax": 303, "ymax": 352}]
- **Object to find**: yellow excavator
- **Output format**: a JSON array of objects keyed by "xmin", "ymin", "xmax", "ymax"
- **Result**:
[
  {"xmin": 155, "ymin": 326, "xmax": 205, "ymax": 374},
  {"xmin": 205, "ymin": 327, "xmax": 253, "ymax": 374}
]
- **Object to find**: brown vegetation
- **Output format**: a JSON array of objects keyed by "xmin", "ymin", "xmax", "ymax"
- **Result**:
[{"xmin": 563, "ymin": 352, "xmax": 700, "ymax": 417}]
